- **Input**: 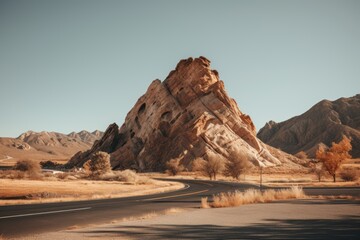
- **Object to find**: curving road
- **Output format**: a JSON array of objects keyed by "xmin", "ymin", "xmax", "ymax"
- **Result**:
[
  {"xmin": 0, "ymin": 179, "xmax": 359, "ymax": 238},
  {"xmin": 0, "ymin": 179, "xmax": 255, "ymax": 237}
]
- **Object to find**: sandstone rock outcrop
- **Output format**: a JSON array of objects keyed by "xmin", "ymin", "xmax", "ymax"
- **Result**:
[
  {"xmin": 67, "ymin": 57, "xmax": 289, "ymax": 171},
  {"xmin": 257, "ymin": 94, "xmax": 360, "ymax": 158}
]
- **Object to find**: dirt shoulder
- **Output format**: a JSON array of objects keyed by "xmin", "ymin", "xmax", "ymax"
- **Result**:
[{"xmin": 0, "ymin": 178, "xmax": 184, "ymax": 206}]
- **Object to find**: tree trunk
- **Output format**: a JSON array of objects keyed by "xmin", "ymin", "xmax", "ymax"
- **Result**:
[{"xmin": 333, "ymin": 174, "xmax": 336, "ymax": 182}]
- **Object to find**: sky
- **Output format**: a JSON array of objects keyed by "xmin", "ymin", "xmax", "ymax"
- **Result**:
[{"xmin": 0, "ymin": 0, "xmax": 359, "ymax": 137}]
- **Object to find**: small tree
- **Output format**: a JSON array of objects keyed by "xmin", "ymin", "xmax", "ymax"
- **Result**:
[
  {"xmin": 85, "ymin": 151, "xmax": 112, "ymax": 176},
  {"xmin": 192, "ymin": 153, "xmax": 224, "ymax": 180},
  {"xmin": 309, "ymin": 162, "xmax": 326, "ymax": 182},
  {"xmin": 316, "ymin": 136, "xmax": 352, "ymax": 182},
  {"xmin": 166, "ymin": 158, "xmax": 185, "ymax": 176},
  {"xmin": 224, "ymin": 150, "xmax": 251, "ymax": 180}
]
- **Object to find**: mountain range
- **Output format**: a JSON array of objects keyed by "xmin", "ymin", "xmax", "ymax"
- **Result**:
[
  {"xmin": 257, "ymin": 94, "xmax": 360, "ymax": 158},
  {"xmin": 0, "ymin": 130, "xmax": 103, "ymax": 163}
]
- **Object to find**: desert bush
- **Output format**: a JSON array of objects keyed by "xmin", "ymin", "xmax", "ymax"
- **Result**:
[
  {"xmin": 340, "ymin": 169, "xmax": 358, "ymax": 181},
  {"xmin": 0, "ymin": 170, "xmax": 25, "ymax": 179},
  {"xmin": 40, "ymin": 160, "xmax": 63, "ymax": 169},
  {"xmin": 295, "ymin": 151, "xmax": 308, "ymax": 159},
  {"xmin": 202, "ymin": 186, "xmax": 305, "ymax": 208},
  {"xmin": 166, "ymin": 158, "xmax": 184, "ymax": 176},
  {"xmin": 192, "ymin": 153, "xmax": 225, "ymax": 180},
  {"xmin": 97, "ymin": 170, "xmax": 151, "ymax": 184},
  {"xmin": 13, "ymin": 159, "xmax": 42, "ymax": 179},
  {"xmin": 116, "ymin": 169, "xmax": 139, "ymax": 182},
  {"xmin": 85, "ymin": 151, "xmax": 112, "ymax": 176},
  {"xmin": 224, "ymin": 150, "xmax": 251, "ymax": 180}
]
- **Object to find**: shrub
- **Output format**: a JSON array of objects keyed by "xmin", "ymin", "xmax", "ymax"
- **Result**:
[
  {"xmin": 192, "ymin": 153, "xmax": 225, "ymax": 180},
  {"xmin": 40, "ymin": 160, "xmax": 63, "ymax": 169},
  {"xmin": 340, "ymin": 169, "xmax": 358, "ymax": 181},
  {"xmin": 13, "ymin": 159, "xmax": 42, "ymax": 179},
  {"xmin": 166, "ymin": 158, "xmax": 184, "ymax": 176},
  {"xmin": 295, "ymin": 151, "xmax": 308, "ymax": 159},
  {"xmin": 116, "ymin": 169, "xmax": 140, "ymax": 183},
  {"xmin": 85, "ymin": 151, "xmax": 112, "ymax": 176},
  {"xmin": 224, "ymin": 150, "xmax": 251, "ymax": 180},
  {"xmin": 0, "ymin": 170, "xmax": 25, "ymax": 179},
  {"xmin": 97, "ymin": 170, "xmax": 147, "ymax": 184}
]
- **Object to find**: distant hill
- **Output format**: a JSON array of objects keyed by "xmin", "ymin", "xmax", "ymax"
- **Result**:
[
  {"xmin": 257, "ymin": 94, "xmax": 360, "ymax": 158},
  {"xmin": 0, "ymin": 130, "xmax": 103, "ymax": 164}
]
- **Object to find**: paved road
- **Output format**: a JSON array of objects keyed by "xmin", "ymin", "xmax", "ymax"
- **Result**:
[
  {"xmin": 0, "ymin": 179, "xmax": 254, "ymax": 237},
  {"xmin": 0, "ymin": 179, "xmax": 359, "ymax": 238}
]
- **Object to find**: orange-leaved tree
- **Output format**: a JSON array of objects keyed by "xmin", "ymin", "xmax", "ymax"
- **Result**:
[{"xmin": 316, "ymin": 136, "xmax": 352, "ymax": 182}]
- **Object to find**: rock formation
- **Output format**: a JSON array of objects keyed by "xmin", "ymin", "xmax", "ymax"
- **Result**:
[
  {"xmin": 257, "ymin": 94, "xmax": 360, "ymax": 158},
  {"xmin": 67, "ymin": 57, "xmax": 292, "ymax": 171}
]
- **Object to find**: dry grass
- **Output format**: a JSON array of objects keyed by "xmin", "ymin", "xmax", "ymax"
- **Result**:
[
  {"xmin": 201, "ymin": 197, "xmax": 210, "ymax": 208},
  {"xmin": 97, "ymin": 170, "xmax": 152, "ymax": 184},
  {"xmin": 202, "ymin": 186, "xmax": 306, "ymax": 208},
  {"xmin": 0, "ymin": 178, "xmax": 183, "ymax": 205}
]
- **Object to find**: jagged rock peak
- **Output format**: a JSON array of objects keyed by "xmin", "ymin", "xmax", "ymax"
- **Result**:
[{"xmin": 67, "ymin": 57, "xmax": 287, "ymax": 171}]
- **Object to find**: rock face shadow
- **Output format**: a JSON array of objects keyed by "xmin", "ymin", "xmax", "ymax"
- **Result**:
[{"xmin": 84, "ymin": 215, "xmax": 360, "ymax": 240}]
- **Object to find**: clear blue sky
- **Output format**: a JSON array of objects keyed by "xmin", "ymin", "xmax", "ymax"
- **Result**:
[{"xmin": 0, "ymin": 0, "xmax": 359, "ymax": 137}]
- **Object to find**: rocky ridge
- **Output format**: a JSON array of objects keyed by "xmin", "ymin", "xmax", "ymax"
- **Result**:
[
  {"xmin": 0, "ymin": 130, "xmax": 103, "ymax": 161},
  {"xmin": 67, "ymin": 57, "xmax": 303, "ymax": 171}
]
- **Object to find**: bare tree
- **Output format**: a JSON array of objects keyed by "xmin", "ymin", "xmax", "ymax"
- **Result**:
[
  {"xmin": 316, "ymin": 136, "xmax": 352, "ymax": 182},
  {"xmin": 166, "ymin": 158, "xmax": 185, "ymax": 176},
  {"xmin": 85, "ymin": 151, "xmax": 112, "ymax": 176},
  {"xmin": 309, "ymin": 162, "xmax": 326, "ymax": 182},
  {"xmin": 224, "ymin": 150, "xmax": 251, "ymax": 180},
  {"xmin": 192, "ymin": 152, "xmax": 224, "ymax": 180}
]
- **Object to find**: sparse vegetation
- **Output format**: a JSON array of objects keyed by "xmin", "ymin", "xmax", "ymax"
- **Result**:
[
  {"xmin": 309, "ymin": 162, "xmax": 326, "ymax": 182},
  {"xmin": 224, "ymin": 150, "xmax": 251, "ymax": 180},
  {"xmin": 316, "ymin": 136, "xmax": 352, "ymax": 182},
  {"xmin": 40, "ymin": 160, "xmax": 63, "ymax": 169},
  {"xmin": 193, "ymin": 153, "xmax": 225, "ymax": 180},
  {"xmin": 166, "ymin": 158, "xmax": 185, "ymax": 176},
  {"xmin": 202, "ymin": 186, "xmax": 306, "ymax": 208},
  {"xmin": 13, "ymin": 159, "xmax": 42, "ymax": 179},
  {"xmin": 84, "ymin": 151, "xmax": 112, "ymax": 176},
  {"xmin": 295, "ymin": 151, "xmax": 308, "ymax": 159},
  {"xmin": 340, "ymin": 169, "xmax": 358, "ymax": 182}
]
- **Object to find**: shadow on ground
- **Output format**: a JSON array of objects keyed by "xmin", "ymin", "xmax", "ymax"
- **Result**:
[{"xmin": 82, "ymin": 215, "xmax": 360, "ymax": 240}]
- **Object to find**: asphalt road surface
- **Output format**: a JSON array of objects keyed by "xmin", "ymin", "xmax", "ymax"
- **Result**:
[{"xmin": 0, "ymin": 179, "xmax": 359, "ymax": 238}]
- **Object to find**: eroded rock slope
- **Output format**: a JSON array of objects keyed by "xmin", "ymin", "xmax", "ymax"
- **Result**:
[{"xmin": 67, "ymin": 57, "xmax": 291, "ymax": 171}]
